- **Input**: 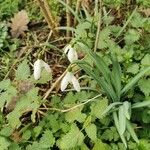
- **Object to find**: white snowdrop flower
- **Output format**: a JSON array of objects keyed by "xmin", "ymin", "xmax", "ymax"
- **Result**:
[
  {"xmin": 33, "ymin": 59, "xmax": 51, "ymax": 80},
  {"xmin": 61, "ymin": 72, "xmax": 80, "ymax": 92},
  {"xmin": 64, "ymin": 45, "xmax": 78, "ymax": 63}
]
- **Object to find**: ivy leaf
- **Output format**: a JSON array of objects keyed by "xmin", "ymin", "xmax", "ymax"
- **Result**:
[
  {"xmin": 138, "ymin": 78, "xmax": 150, "ymax": 96},
  {"xmin": 85, "ymin": 124, "xmax": 97, "ymax": 141},
  {"xmin": 58, "ymin": 124, "xmax": 84, "ymax": 149},
  {"xmin": 16, "ymin": 60, "xmax": 30, "ymax": 80},
  {"xmin": 90, "ymin": 98, "xmax": 108, "ymax": 119}
]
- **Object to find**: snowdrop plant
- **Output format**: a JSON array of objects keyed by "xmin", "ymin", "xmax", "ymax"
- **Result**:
[
  {"xmin": 61, "ymin": 71, "xmax": 80, "ymax": 92},
  {"xmin": 34, "ymin": 59, "xmax": 51, "ymax": 80},
  {"xmin": 64, "ymin": 44, "xmax": 78, "ymax": 63},
  {"xmin": 76, "ymin": 42, "xmax": 150, "ymax": 148}
]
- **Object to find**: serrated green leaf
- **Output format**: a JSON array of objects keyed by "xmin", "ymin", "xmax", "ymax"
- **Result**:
[
  {"xmin": 58, "ymin": 124, "xmax": 84, "ymax": 149},
  {"xmin": 121, "ymin": 66, "xmax": 150, "ymax": 94},
  {"xmin": 90, "ymin": 98, "xmax": 108, "ymax": 119},
  {"xmin": 7, "ymin": 88, "xmax": 40, "ymax": 128},
  {"xmin": 85, "ymin": 124, "xmax": 97, "ymax": 141},
  {"xmin": 141, "ymin": 54, "xmax": 150, "ymax": 66},
  {"xmin": 65, "ymin": 107, "xmax": 86, "ymax": 123},
  {"xmin": 92, "ymin": 139, "xmax": 110, "ymax": 150},
  {"xmin": 0, "ymin": 136, "xmax": 11, "ymax": 150},
  {"xmin": 39, "ymin": 130, "xmax": 55, "ymax": 148},
  {"xmin": 138, "ymin": 78, "xmax": 150, "ymax": 96},
  {"xmin": 124, "ymin": 29, "xmax": 140, "ymax": 45},
  {"xmin": 16, "ymin": 60, "xmax": 30, "ymax": 80},
  {"xmin": 35, "ymin": 69, "xmax": 52, "ymax": 84},
  {"xmin": 127, "ymin": 63, "xmax": 139, "ymax": 74},
  {"xmin": 22, "ymin": 130, "xmax": 31, "ymax": 141}
]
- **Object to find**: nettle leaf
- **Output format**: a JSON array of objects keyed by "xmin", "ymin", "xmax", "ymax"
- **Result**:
[
  {"xmin": 90, "ymin": 98, "xmax": 108, "ymax": 119},
  {"xmin": 124, "ymin": 29, "xmax": 140, "ymax": 45},
  {"xmin": 16, "ymin": 59, "xmax": 30, "ymax": 80},
  {"xmin": 92, "ymin": 139, "xmax": 110, "ymax": 150},
  {"xmin": 35, "ymin": 69, "xmax": 52, "ymax": 84},
  {"xmin": 0, "ymin": 136, "xmax": 11, "ymax": 150},
  {"xmin": 57, "ymin": 124, "xmax": 84, "ymax": 149},
  {"xmin": 127, "ymin": 63, "xmax": 139, "ymax": 74},
  {"xmin": 101, "ymin": 127, "xmax": 119, "ymax": 142},
  {"xmin": 98, "ymin": 27, "xmax": 111, "ymax": 49},
  {"xmin": 138, "ymin": 78, "xmax": 150, "ymax": 96},
  {"xmin": 0, "ymin": 80, "xmax": 17, "ymax": 109},
  {"xmin": 39, "ymin": 130, "xmax": 55, "ymax": 148},
  {"xmin": 7, "ymin": 88, "xmax": 40, "ymax": 128},
  {"xmin": 65, "ymin": 106, "xmax": 86, "ymax": 123},
  {"xmin": 85, "ymin": 123, "xmax": 97, "ymax": 141},
  {"xmin": 141, "ymin": 54, "xmax": 150, "ymax": 66}
]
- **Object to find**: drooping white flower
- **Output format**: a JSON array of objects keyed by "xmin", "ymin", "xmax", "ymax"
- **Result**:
[
  {"xmin": 33, "ymin": 59, "xmax": 51, "ymax": 80},
  {"xmin": 64, "ymin": 45, "xmax": 78, "ymax": 63},
  {"xmin": 61, "ymin": 72, "xmax": 80, "ymax": 92}
]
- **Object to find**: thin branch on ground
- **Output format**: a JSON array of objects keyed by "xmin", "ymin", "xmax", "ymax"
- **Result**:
[
  {"xmin": 94, "ymin": 0, "xmax": 102, "ymax": 52},
  {"xmin": 36, "ymin": 0, "xmax": 59, "ymax": 38},
  {"xmin": 41, "ymin": 94, "xmax": 102, "ymax": 112},
  {"xmin": 66, "ymin": 0, "xmax": 72, "ymax": 38}
]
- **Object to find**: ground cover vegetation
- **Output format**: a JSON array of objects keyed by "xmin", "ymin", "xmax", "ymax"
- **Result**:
[{"xmin": 0, "ymin": 0, "xmax": 150, "ymax": 149}]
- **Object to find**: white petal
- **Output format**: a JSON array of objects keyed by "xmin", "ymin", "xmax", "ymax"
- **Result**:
[
  {"xmin": 42, "ymin": 61, "xmax": 52, "ymax": 73},
  {"xmin": 34, "ymin": 59, "xmax": 42, "ymax": 80},
  {"xmin": 64, "ymin": 45, "xmax": 72, "ymax": 54},
  {"xmin": 71, "ymin": 75, "xmax": 81, "ymax": 92},
  {"xmin": 61, "ymin": 72, "xmax": 72, "ymax": 91},
  {"xmin": 67, "ymin": 48, "xmax": 78, "ymax": 63}
]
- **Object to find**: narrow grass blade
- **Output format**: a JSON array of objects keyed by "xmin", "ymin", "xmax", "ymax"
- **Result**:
[
  {"xmin": 116, "ymin": 7, "xmax": 137, "ymax": 38},
  {"xmin": 110, "ymin": 54, "xmax": 122, "ymax": 100},
  {"xmin": 132, "ymin": 100, "xmax": 150, "ymax": 109},
  {"xmin": 121, "ymin": 67, "xmax": 150, "ymax": 94},
  {"xmin": 77, "ymin": 61, "xmax": 117, "ymax": 101},
  {"xmin": 58, "ymin": 0, "xmax": 81, "ymax": 23},
  {"xmin": 126, "ymin": 120, "xmax": 139, "ymax": 144},
  {"xmin": 118, "ymin": 105, "xmax": 126, "ymax": 135}
]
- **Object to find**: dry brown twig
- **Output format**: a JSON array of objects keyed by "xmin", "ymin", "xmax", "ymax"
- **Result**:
[
  {"xmin": 36, "ymin": 0, "xmax": 59, "ymax": 38},
  {"xmin": 94, "ymin": 0, "xmax": 102, "ymax": 52},
  {"xmin": 66, "ymin": 0, "xmax": 72, "ymax": 38}
]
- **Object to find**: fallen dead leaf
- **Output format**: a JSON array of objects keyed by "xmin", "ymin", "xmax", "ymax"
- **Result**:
[{"xmin": 10, "ymin": 10, "xmax": 29, "ymax": 38}]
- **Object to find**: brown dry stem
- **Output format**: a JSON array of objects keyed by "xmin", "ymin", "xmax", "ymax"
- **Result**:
[{"xmin": 36, "ymin": 0, "xmax": 59, "ymax": 38}]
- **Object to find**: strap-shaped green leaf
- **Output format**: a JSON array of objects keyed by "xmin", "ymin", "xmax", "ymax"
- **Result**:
[
  {"xmin": 101, "ymin": 102, "xmax": 122, "ymax": 117},
  {"xmin": 118, "ymin": 105, "xmax": 126, "ymax": 135},
  {"xmin": 113, "ymin": 112, "xmax": 127, "ymax": 148},
  {"xmin": 121, "ymin": 66, "xmax": 150, "ymax": 94},
  {"xmin": 126, "ymin": 120, "xmax": 139, "ymax": 144},
  {"xmin": 77, "ymin": 61, "xmax": 117, "ymax": 101},
  {"xmin": 110, "ymin": 54, "xmax": 122, "ymax": 100},
  {"xmin": 132, "ymin": 100, "xmax": 150, "ymax": 108},
  {"xmin": 123, "ymin": 101, "xmax": 131, "ymax": 120}
]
